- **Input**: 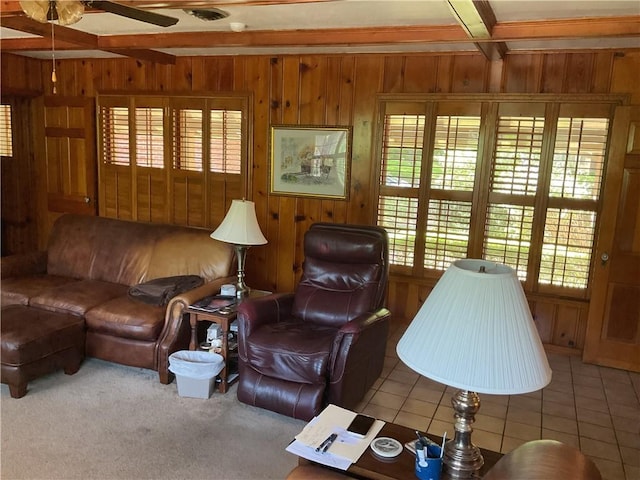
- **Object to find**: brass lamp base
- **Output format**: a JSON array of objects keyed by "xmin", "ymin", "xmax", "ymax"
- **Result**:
[
  {"xmin": 233, "ymin": 244, "xmax": 251, "ymax": 299},
  {"xmin": 443, "ymin": 389, "xmax": 484, "ymax": 479}
]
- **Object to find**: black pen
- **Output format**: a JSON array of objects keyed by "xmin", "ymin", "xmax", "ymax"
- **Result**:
[
  {"xmin": 321, "ymin": 433, "xmax": 338, "ymax": 453},
  {"xmin": 316, "ymin": 433, "xmax": 333, "ymax": 452}
]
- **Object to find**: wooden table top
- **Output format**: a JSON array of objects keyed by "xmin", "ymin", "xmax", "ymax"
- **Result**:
[{"xmin": 346, "ymin": 422, "xmax": 502, "ymax": 480}]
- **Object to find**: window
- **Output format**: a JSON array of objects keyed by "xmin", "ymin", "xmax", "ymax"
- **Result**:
[
  {"xmin": 98, "ymin": 95, "xmax": 245, "ymax": 175},
  {"xmin": 210, "ymin": 110, "xmax": 242, "ymax": 174},
  {"xmin": 99, "ymin": 105, "xmax": 129, "ymax": 166},
  {"xmin": 0, "ymin": 104, "xmax": 14, "ymax": 157},
  {"xmin": 135, "ymin": 107, "xmax": 164, "ymax": 168},
  {"xmin": 376, "ymin": 97, "xmax": 615, "ymax": 297}
]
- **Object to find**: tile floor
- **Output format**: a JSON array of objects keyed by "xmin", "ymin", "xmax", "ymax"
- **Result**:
[{"xmin": 355, "ymin": 325, "xmax": 640, "ymax": 480}]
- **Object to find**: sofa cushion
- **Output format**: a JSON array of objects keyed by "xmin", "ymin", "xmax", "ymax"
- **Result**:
[
  {"xmin": 146, "ymin": 231, "xmax": 234, "ymax": 282},
  {"xmin": 1, "ymin": 274, "xmax": 81, "ymax": 306},
  {"xmin": 47, "ymin": 215, "xmax": 159, "ymax": 286},
  {"xmin": 30, "ymin": 280, "xmax": 128, "ymax": 316},
  {"xmin": 46, "ymin": 214, "xmax": 234, "ymax": 286},
  {"xmin": 85, "ymin": 296, "xmax": 165, "ymax": 341},
  {"xmin": 246, "ymin": 321, "xmax": 336, "ymax": 384}
]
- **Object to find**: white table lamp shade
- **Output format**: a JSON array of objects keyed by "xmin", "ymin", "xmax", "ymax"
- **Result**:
[
  {"xmin": 210, "ymin": 199, "xmax": 267, "ymax": 246},
  {"xmin": 397, "ymin": 259, "xmax": 552, "ymax": 395}
]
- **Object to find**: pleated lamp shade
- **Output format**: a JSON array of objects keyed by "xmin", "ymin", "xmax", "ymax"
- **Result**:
[
  {"xmin": 397, "ymin": 259, "xmax": 552, "ymax": 395},
  {"xmin": 210, "ymin": 199, "xmax": 267, "ymax": 246}
]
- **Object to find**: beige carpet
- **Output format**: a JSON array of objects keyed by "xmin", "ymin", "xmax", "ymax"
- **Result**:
[{"xmin": 1, "ymin": 357, "xmax": 305, "ymax": 480}]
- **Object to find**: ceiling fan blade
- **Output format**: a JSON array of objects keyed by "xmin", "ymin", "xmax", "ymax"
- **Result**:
[{"xmin": 84, "ymin": 0, "xmax": 179, "ymax": 27}]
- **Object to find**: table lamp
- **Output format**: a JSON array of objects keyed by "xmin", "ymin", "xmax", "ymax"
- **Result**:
[
  {"xmin": 210, "ymin": 199, "xmax": 267, "ymax": 299},
  {"xmin": 397, "ymin": 259, "xmax": 552, "ymax": 479}
]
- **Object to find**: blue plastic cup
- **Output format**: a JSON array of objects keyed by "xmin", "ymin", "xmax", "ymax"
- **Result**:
[{"xmin": 414, "ymin": 444, "xmax": 442, "ymax": 480}]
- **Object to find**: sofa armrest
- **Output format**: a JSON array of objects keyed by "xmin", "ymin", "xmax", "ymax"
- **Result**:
[
  {"xmin": 327, "ymin": 308, "xmax": 391, "ymax": 407},
  {"xmin": 155, "ymin": 275, "xmax": 236, "ymax": 384},
  {"xmin": 1, "ymin": 251, "xmax": 47, "ymax": 279},
  {"xmin": 236, "ymin": 293, "xmax": 295, "ymax": 360},
  {"xmin": 483, "ymin": 439, "xmax": 602, "ymax": 480}
]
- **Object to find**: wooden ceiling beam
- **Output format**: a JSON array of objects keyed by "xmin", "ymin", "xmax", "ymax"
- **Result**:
[
  {"xmin": 0, "ymin": 14, "xmax": 636, "ymax": 55},
  {"xmin": 0, "ymin": 16, "xmax": 176, "ymax": 63},
  {"xmin": 96, "ymin": 25, "xmax": 471, "ymax": 49},
  {"xmin": 0, "ymin": 16, "xmax": 99, "ymax": 46},
  {"xmin": 446, "ymin": 0, "xmax": 507, "ymax": 60},
  {"xmin": 0, "ymin": 0, "xmax": 337, "ymax": 16},
  {"xmin": 492, "ymin": 15, "xmax": 640, "ymax": 40}
]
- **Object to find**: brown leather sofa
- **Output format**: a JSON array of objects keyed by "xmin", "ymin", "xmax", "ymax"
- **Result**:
[
  {"xmin": 1, "ymin": 214, "xmax": 235, "ymax": 384},
  {"xmin": 237, "ymin": 223, "xmax": 390, "ymax": 421}
]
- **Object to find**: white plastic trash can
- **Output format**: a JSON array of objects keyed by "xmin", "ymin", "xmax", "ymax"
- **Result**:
[{"xmin": 168, "ymin": 350, "xmax": 224, "ymax": 399}]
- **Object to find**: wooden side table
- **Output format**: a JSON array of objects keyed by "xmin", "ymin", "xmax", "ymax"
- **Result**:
[
  {"xmin": 186, "ymin": 307, "xmax": 237, "ymax": 393},
  {"xmin": 186, "ymin": 289, "xmax": 271, "ymax": 393}
]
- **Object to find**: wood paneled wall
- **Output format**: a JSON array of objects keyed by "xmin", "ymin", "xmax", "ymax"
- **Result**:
[{"xmin": 1, "ymin": 50, "xmax": 639, "ymax": 354}]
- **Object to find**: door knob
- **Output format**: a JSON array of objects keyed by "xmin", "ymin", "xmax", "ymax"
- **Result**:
[{"xmin": 601, "ymin": 252, "xmax": 609, "ymax": 265}]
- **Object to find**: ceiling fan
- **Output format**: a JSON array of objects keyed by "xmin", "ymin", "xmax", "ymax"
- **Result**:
[{"xmin": 19, "ymin": 0, "xmax": 180, "ymax": 27}]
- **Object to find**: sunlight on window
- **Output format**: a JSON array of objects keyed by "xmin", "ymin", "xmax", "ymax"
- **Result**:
[
  {"xmin": 210, "ymin": 110, "xmax": 242, "ymax": 174},
  {"xmin": 424, "ymin": 200, "xmax": 472, "ymax": 271},
  {"xmin": 377, "ymin": 196, "xmax": 418, "ymax": 267},
  {"xmin": 0, "ymin": 104, "xmax": 12, "ymax": 157},
  {"xmin": 376, "ymin": 100, "xmax": 611, "ymax": 297},
  {"xmin": 173, "ymin": 109, "xmax": 203, "ymax": 171},
  {"xmin": 101, "ymin": 106, "xmax": 129, "ymax": 166},
  {"xmin": 540, "ymin": 209, "xmax": 597, "ymax": 289},
  {"xmin": 136, "ymin": 107, "xmax": 164, "ymax": 168},
  {"xmin": 550, "ymin": 118, "xmax": 608, "ymax": 200},
  {"xmin": 432, "ymin": 116, "xmax": 480, "ymax": 191},
  {"xmin": 380, "ymin": 114, "xmax": 424, "ymax": 188}
]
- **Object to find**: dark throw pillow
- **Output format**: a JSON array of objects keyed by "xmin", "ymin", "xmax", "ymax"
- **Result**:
[{"xmin": 128, "ymin": 275, "xmax": 204, "ymax": 307}]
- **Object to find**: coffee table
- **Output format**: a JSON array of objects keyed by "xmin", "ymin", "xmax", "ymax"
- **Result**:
[{"xmin": 298, "ymin": 421, "xmax": 502, "ymax": 480}]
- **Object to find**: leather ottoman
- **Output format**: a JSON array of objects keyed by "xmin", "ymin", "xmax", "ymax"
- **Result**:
[{"xmin": 1, "ymin": 305, "xmax": 85, "ymax": 398}]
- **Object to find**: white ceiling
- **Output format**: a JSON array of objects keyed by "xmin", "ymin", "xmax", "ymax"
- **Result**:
[{"xmin": 1, "ymin": 0, "xmax": 639, "ymax": 59}]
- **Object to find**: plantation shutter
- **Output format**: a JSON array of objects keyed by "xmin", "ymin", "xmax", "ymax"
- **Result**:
[
  {"xmin": 426, "ymin": 108, "xmax": 481, "ymax": 271},
  {"xmin": 0, "ymin": 104, "xmax": 13, "ymax": 157},
  {"xmin": 377, "ymin": 104, "xmax": 425, "ymax": 270},
  {"xmin": 539, "ymin": 106, "xmax": 610, "ymax": 291},
  {"xmin": 483, "ymin": 104, "xmax": 545, "ymax": 280},
  {"xmin": 135, "ymin": 107, "xmax": 164, "ymax": 168},
  {"xmin": 172, "ymin": 108, "xmax": 203, "ymax": 172},
  {"xmin": 210, "ymin": 110, "xmax": 242, "ymax": 174},
  {"xmin": 375, "ymin": 96, "xmax": 616, "ymax": 298},
  {"xmin": 99, "ymin": 104, "xmax": 130, "ymax": 166}
]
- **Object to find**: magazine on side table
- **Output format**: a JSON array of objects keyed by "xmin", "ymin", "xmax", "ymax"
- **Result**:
[{"xmin": 189, "ymin": 295, "xmax": 236, "ymax": 314}]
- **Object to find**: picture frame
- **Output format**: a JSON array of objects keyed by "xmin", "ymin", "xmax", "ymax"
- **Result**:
[{"xmin": 269, "ymin": 125, "xmax": 352, "ymax": 200}]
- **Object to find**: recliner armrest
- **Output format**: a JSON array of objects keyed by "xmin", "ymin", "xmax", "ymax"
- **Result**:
[
  {"xmin": 237, "ymin": 293, "xmax": 295, "ymax": 359},
  {"xmin": 0, "ymin": 251, "xmax": 48, "ymax": 279},
  {"xmin": 338, "ymin": 308, "xmax": 391, "ymax": 335},
  {"xmin": 327, "ymin": 308, "xmax": 390, "ymax": 408}
]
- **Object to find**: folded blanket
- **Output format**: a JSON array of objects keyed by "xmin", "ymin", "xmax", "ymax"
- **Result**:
[{"xmin": 128, "ymin": 275, "xmax": 204, "ymax": 306}]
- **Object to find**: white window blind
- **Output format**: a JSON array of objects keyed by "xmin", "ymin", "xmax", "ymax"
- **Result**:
[
  {"xmin": 0, "ymin": 104, "xmax": 13, "ymax": 157},
  {"xmin": 135, "ymin": 107, "xmax": 164, "ymax": 168},
  {"xmin": 100, "ymin": 106, "xmax": 130, "ymax": 166}
]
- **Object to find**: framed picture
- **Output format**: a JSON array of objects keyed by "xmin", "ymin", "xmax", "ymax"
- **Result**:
[{"xmin": 269, "ymin": 125, "xmax": 352, "ymax": 200}]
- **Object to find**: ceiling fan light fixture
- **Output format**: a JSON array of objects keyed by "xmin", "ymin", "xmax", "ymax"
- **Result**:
[
  {"xmin": 19, "ymin": 0, "xmax": 49, "ymax": 23},
  {"xmin": 55, "ymin": 0, "xmax": 84, "ymax": 26},
  {"xmin": 19, "ymin": 0, "xmax": 84, "ymax": 25},
  {"xmin": 185, "ymin": 8, "xmax": 229, "ymax": 22}
]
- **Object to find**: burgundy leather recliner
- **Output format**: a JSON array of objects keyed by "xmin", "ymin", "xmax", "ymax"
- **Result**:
[{"xmin": 236, "ymin": 223, "xmax": 391, "ymax": 421}]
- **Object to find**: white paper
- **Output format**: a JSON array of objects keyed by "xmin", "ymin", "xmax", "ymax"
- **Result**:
[
  {"xmin": 285, "ymin": 439, "xmax": 353, "ymax": 470},
  {"xmin": 288, "ymin": 404, "xmax": 385, "ymax": 469}
]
